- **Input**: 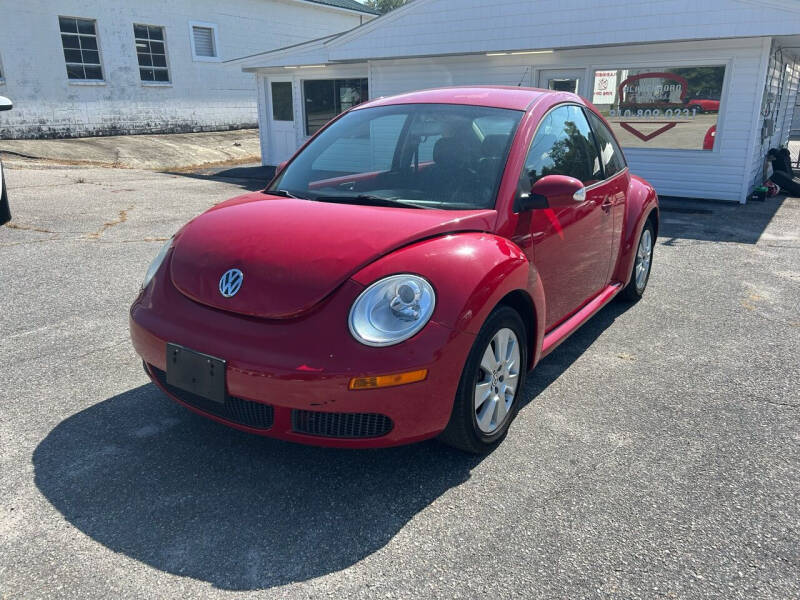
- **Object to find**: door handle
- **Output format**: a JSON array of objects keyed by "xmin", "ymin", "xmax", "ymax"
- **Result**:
[{"xmin": 601, "ymin": 196, "xmax": 613, "ymax": 209}]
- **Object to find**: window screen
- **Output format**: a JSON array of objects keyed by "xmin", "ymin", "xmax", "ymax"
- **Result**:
[
  {"xmin": 59, "ymin": 17, "xmax": 103, "ymax": 80},
  {"xmin": 192, "ymin": 26, "xmax": 216, "ymax": 58},
  {"xmin": 134, "ymin": 25, "xmax": 169, "ymax": 83}
]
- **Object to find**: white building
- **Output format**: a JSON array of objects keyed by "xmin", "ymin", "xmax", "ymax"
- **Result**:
[
  {"xmin": 239, "ymin": 0, "xmax": 800, "ymax": 203},
  {"xmin": 0, "ymin": 0, "xmax": 377, "ymax": 139}
]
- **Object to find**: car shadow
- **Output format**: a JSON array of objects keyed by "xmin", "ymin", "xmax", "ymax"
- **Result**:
[
  {"xmin": 33, "ymin": 299, "xmax": 634, "ymax": 591},
  {"xmin": 33, "ymin": 384, "xmax": 483, "ymax": 590},
  {"xmin": 164, "ymin": 164, "xmax": 276, "ymax": 193}
]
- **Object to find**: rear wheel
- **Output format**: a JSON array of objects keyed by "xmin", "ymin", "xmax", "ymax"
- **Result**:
[
  {"xmin": 619, "ymin": 220, "xmax": 654, "ymax": 301},
  {"xmin": 438, "ymin": 306, "xmax": 527, "ymax": 454}
]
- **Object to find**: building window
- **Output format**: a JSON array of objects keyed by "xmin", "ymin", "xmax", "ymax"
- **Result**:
[
  {"xmin": 591, "ymin": 65, "xmax": 726, "ymax": 151},
  {"xmin": 189, "ymin": 22, "xmax": 219, "ymax": 61},
  {"xmin": 303, "ymin": 79, "xmax": 368, "ymax": 136},
  {"xmin": 134, "ymin": 24, "xmax": 169, "ymax": 83},
  {"xmin": 271, "ymin": 82, "xmax": 294, "ymax": 121},
  {"xmin": 59, "ymin": 16, "xmax": 103, "ymax": 81}
]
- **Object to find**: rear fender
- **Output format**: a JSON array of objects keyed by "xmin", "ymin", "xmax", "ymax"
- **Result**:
[
  {"xmin": 351, "ymin": 233, "xmax": 546, "ymax": 368},
  {"xmin": 612, "ymin": 175, "xmax": 659, "ymax": 284}
]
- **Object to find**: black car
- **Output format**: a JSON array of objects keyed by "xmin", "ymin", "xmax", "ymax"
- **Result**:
[{"xmin": 0, "ymin": 95, "xmax": 12, "ymax": 225}]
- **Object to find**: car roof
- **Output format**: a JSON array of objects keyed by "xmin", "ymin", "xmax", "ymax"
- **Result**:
[{"xmin": 356, "ymin": 86, "xmax": 572, "ymax": 112}]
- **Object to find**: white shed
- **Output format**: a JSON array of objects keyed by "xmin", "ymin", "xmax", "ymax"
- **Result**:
[{"xmin": 239, "ymin": 0, "xmax": 800, "ymax": 203}]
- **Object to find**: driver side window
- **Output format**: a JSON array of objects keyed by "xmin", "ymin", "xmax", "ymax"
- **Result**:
[{"xmin": 519, "ymin": 105, "xmax": 602, "ymax": 193}]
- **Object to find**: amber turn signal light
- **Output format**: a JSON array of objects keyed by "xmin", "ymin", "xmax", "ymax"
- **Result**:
[{"xmin": 349, "ymin": 369, "xmax": 428, "ymax": 390}]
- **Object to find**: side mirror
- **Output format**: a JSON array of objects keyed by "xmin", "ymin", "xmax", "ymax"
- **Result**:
[
  {"xmin": 517, "ymin": 174, "xmax": 585, "ymax": 211},
  {"xmin": 0, "ymin": 96, "xmax": 12, "ymax": 112}
]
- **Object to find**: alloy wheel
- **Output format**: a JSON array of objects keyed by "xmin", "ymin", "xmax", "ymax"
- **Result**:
[
  {"xmin": 635, "ymin": 228, "xmax": 653, "ymax": 291},
  {"xmin": 474, "ymin": 327, "xmax": 520, "ymax": 434}
]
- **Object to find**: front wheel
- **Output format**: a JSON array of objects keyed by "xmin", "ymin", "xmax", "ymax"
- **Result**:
[
  {"xmin": 438, "ymin": 306, "xmax": 527, "ymax": 454},
  {"xmin": 619, "ymin": 220, "xmax": 654, "ymax": 301}
]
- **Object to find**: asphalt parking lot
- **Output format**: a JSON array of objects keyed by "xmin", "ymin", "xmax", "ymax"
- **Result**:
[{"xmin": 1, "ymin": 157, "xmax": 798, "ymax": 599}]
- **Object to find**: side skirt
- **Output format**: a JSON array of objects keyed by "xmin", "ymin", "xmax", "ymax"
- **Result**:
[{"xmin": 540, "ymin": 283, "xmax": 622, "ymax": 359}]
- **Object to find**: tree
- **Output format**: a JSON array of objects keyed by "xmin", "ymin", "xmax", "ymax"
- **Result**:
[
  {"xmin": 668, "ymin": 67, "xmax": 725, "ymax": 100},
  {"xmin": 364, "ymin": 0, "xmax": 408, "ymax": 13}
]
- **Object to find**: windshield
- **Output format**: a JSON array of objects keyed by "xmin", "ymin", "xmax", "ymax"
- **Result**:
[{"xmin": 268, "ymin": 103, "xmax": 524, "ymax": 210}]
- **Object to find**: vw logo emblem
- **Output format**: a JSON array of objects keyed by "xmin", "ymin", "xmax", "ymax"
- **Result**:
[{"xmin": 219, "ymin": 268, "xmax": 243, "ymax": 298}]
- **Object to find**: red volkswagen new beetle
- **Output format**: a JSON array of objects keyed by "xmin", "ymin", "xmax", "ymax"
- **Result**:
[{"xmin": 130, "ymin": 87, "xmax": 658, "ymax": 453}]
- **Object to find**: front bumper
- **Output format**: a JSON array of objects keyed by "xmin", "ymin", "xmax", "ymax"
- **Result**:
[{"xmin": 130, "ymin": 264, "xmax": 476, "ymax": 448}]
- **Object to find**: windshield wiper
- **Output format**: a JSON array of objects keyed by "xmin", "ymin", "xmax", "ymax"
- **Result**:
[
  {"xmin": 313, "ymin": 194, "xmax": 427, "ymax": 209},
  {"xmin": 265, "ymin": 189, "xmax": 306, "ymax": 199}
]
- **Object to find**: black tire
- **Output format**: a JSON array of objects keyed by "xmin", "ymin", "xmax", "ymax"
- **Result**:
[
  {"xmin": 438, "ymin": 305, "xmax": 528, "ymax": 454},
  {"xmin": 619, "ymin": 220, "xmax": 655, "ymax": 302}
]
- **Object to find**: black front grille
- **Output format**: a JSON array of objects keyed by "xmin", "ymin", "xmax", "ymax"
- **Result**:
[
  {"xmin": 292, "ymin": 409, "xmax": 393, "ymax": 439},
  {"xmin": 149, "ymin": 365, "xmax": 274, "ymax": 430}
]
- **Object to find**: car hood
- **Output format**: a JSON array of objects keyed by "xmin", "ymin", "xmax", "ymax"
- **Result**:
[{"xmin": 170, "ymin": 193, "xmax": 496, "ymax": 319}]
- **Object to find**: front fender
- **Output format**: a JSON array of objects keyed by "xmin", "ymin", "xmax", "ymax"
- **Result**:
[
  {"xmin": 613, "ymin": 175, "xmax": 659, "ymax": 284},
  {"xmin": 351, "ymin": 233, "xmax": 546, "ymax": 366}
]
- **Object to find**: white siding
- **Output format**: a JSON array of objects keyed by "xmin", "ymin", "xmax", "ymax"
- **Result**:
[
  {"xmin": 0, "ymin": 0, "xmax": 366, "ymax": 138},
  {"xmin": 328, "ymin": 0, "xmax": 800, "ymax": 62},
  {"xmin": 370, "ymin": 55, "xmax": 535, "ymax": 94},
  {"xmin": 369, "ymin": 38, "xmax": 770, "ymax": 202}
]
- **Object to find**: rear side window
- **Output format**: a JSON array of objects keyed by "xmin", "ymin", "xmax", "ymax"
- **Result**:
[
  {"xmin": 585, "ymin": 110, "xmax": 626, "ymax": 178},
  {"xmin": 520, "ymin": 105, "xmax": 602, "ymax": 189}
]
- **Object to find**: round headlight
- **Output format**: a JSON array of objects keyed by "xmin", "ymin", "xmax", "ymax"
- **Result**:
[
  {"xmin": 142, "ymin": 237, "xmax": 173, "ymax": 290},
  {"xmin": 349, "ymin": 274, "xmax": 436, "ymax": 347}
]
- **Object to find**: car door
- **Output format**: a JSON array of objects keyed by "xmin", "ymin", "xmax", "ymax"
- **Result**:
[
  {"xmin": 518, "ymin": 104, "xmax": 613, "ymax": 330},
  {"xmin": 584, "ymin": 108, "xmax": 629, "ymax": 278}
]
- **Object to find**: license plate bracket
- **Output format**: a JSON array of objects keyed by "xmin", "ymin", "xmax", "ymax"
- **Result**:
[{"xmin": 165, "ymin": 343, "xmax": 227, "ymax": 404}]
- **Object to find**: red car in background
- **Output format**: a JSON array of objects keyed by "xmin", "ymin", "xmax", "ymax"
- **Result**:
[
  {"xmin": 130, "ymin": 87, "xmax": 658, "ymax": 453},
  {"xmin": 687, "ymin": 98, "xmax": 720, "ymax": 113}
]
